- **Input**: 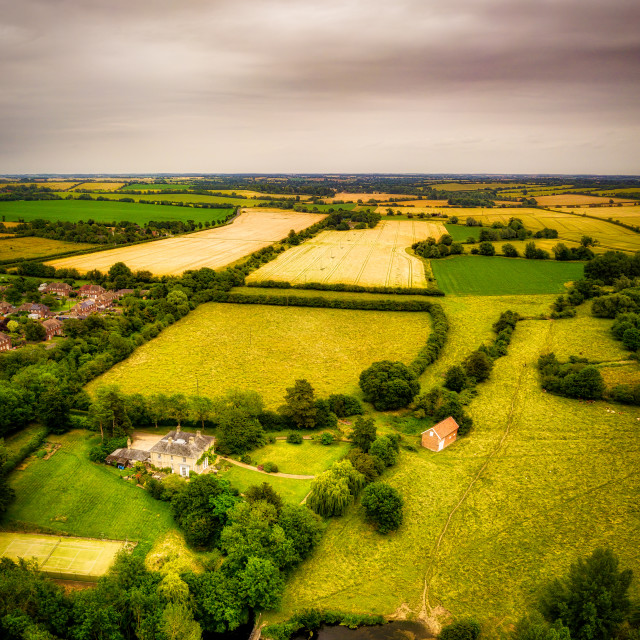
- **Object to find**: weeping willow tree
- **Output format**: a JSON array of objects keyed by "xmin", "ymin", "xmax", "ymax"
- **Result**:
[{"xmin": 307, "ymin": 460, "xmax": 365, "ymax": 517}]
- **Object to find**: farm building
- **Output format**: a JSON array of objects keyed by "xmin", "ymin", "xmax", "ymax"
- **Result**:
[
  {"xmin": 148, "ymin": 427, "xmax": 215, "ymax": 477},
  {"xmin": 95, "ymin": 292, "xmax": 117, "ymax": 310},
  {"xmin": 0, "ymin": 332, "xmax": 11, "ymax": 352},
  {"xmin": 105, "ymin": 439, "xmax": 150, "ymax": 469},
  {"xmin": 421, "ymin": 417, "xmax": 459, "ymax": 452},
  {"xmin": 42, "ymin": 318, "xmax": 63, "ymax": 339},
  {"xmin": 70, "ymin": 299, "xmax": 96, "ymax": 317}
]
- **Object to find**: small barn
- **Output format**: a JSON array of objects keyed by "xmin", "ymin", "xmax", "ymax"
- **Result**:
[
  {"xmin": 106, "ymin": 439, "xmax": 150, "ymax": 469},
  {"xmin": 421, "ymin": 417, "xmax": 460, "ymax": 452}
]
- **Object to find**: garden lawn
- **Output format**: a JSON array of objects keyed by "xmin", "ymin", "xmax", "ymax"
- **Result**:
[
  {"xmin": 86, "ymin": 302, "xmax": 432, "ymax": 407},
  {"xmin": 220, "ymin": 465, "xmax": 312, "ymax": 504},
  {"xmin": 431, "ymin": 255, "xmax": 584, "ymax": 295},
  {"xmin": 0, "ymin": 199, "xmax": 232, "ymax": 225},
  {"xmin": 251, "ymin": 440, "xmax": 351, "ymax": 476},
  {"xmin": 0, "ymin": 236, "xmax": 99, "ymax": 261},
  {"xmin": 4, "ymin": 430, "xmax": 175, "ymax": 546},
  {"xmin": 268, "ymin": 314, "xmax": 640, "ymax": 635}
]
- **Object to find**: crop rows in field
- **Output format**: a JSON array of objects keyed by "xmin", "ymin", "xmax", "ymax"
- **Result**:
[
  {"xmin": 247, "ymin": 220, "xmax": 445, "ymax": 288},
  {"xmin": 49, "ymin": 210, "xmax": 325, "ymax": 275}
]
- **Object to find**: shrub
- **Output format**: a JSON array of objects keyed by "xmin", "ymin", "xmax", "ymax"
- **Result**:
[
  {"xmin": 361, "ymin": 482, "xmax": 403, "ymax": 533},
  {"xmin": 438, "ymin": 619, "xmax": 481, "ymax": 640},
  {"xmin": 369, "ymin": 436, "xmax": 398, "ymax": 467},
  {"xmin": 320, "ymin": 432, "xmax": 334, "ymax": 445},
  {"xmin": 263, "ymin": 461, "xmax": 279, "ymax": 473},
  {"xmin": 359, "ymin": 360, "xmax": 420, "ymax": 411},
  {"xmin": 286, "ymin": 432, "xmax": 303, "ymax": 444},
  {"xmin": 327, "ymin": 394, "xmax": 363, "ymax": 417},
  {"xmin": 240, "ymin": 454, "xmax": 252, "ymax": 465}
]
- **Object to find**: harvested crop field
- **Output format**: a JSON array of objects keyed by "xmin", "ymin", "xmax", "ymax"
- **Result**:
[
  {"xmin": 431, "ymin": 255, "xmax": 584, "ymax": 295},
  {"xmin": 71, "ymin": 182, "xmax": 126, "ymax": 191},
  {"xmin": 247, "ymin": 220, "xmax": 445, "ymax": 288},
  {"xmin": 86, "ymin": 302, "xmax": 432, "ymax": 407},
  {"xmin": 0, "ymin": 532, "xmax": 125, "ymax": 580},
  {"xmin": 0, "ymin": 236, "xmax": 98, "ymax": 261},
  {"xmin": 49, "ymin": 210, "xmax": 325, "ymax": 275}
]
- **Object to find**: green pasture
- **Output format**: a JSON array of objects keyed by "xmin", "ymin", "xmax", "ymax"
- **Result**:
[
  {"xmin": 220, "ymin": 465, "xmax": 312, "ymax": 504},
  {"xmin": 444, "ymin": 224, "xmax": 482, "ymax": 242},
  {"xmin": 72, "ymin": 191, "xmax": 264, "ymax": 207},
  {"xmin": 0, "ymin": 532, "xmax": 124, "ymax": 580},
  {"xmin": 87, "ymin": 302, "xmax": 432, "ymax": 407},
  {"xmin": 431, "ymin": 255, "xmax": 584, "ymax": 295},
  {"xmin": 250, "ymin": 440, "xmax": 351, "ymax": 476},
  {"xmin": 0, "ymin": 199, "xmax": 232, "ymax": 225},
  {"xmin": 269, "ymin": 305, "xmax": 640, "ymax": 633},
  {"xmin": 121, "ymin": 183, "xmax": 191, "ymax": 191},
  {"xmin": 4, "ymin": 430, "xmax": 175, "ymax": 545}
]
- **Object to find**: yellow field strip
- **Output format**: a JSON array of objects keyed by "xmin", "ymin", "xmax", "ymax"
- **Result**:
[
  {"xmin": 247, "ymin": 220, "xmax": 445, "ymax": 288},
  {"xmin": 48, "ymin": 210, "xmax": 326, "ymax": 275}
]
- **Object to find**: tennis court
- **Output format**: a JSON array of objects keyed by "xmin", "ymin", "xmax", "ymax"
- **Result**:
[{"xmin": 0, "ymin": 532, "xmax": 125, "ymax": 580}]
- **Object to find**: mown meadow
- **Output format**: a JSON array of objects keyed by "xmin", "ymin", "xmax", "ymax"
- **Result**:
[
  {"xmin": 5, "ymin": 430, "xmax": 175, "ymax": 549},
  {"xmin": 86, "ymin": 302, "xmax": 433, "ymax": 406}
]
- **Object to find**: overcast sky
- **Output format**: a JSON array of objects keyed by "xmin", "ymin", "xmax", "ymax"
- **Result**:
[{"xmin": 1, "ymin": 0, "xmax": 639, "ymax": 174}]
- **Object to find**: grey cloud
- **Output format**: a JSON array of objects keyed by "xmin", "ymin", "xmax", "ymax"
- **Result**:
[{"xmin": 0, "ymin": 0, "xmax": 638, "ymax": 173}]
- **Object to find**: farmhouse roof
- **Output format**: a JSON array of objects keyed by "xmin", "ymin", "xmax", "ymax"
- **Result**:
[
  {"xmin": 106, "ymin": 448, "xmax": 150, "ymax": 465},
  {"xmin": 422, "ymin": 417, "xmax": 460, "ymax": 440},
  {"xmin": 0, "ymin": 302, "xmax": 15, "ymax": 314},
  {"xmin": 0, "ymin": 331, "xmax": 10, "ymax": 343},
  {"xmin": 149, "ymin": 429, "xmax": 214, "ymax": 458},
  {"xmin": 44, "ymin": 282, "xmax": 72, "ymax": 293}
]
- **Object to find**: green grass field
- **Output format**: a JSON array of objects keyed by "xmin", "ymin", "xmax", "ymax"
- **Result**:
[
  {"xmin": 71, "ymin": 191, "xmax": 265, "ymax": 207},
  {"xmin": 121, "ymin": 183, "xmax": 191, "ymax": 191},
  {"xmin": 268, "ymin": 300, "xmax": 640, "ymax": 634},
  {"xmin": 443, "ymin": 224, "xmax": 482, "ymax": 242},
  {"xmin": 431, "ymin": 255, "xmax": 584, "ymax": 295},
  {"xmin": 0, "ymin": 532, "xmax": 124, "ymax": 580},
  {"xmin": 220, "ymin": 465, "xmax": 312, "ymax": 504},
  {"xmin": 0, "ymin": 236, "xmax": 99, "ymax": 261},
  {"xmin": 4, "ymin": 431, "xmax": 175, "ymax": 545},
  {"xmin": 0, "ymin": 199, "xmax": 232, "ymax": 225},
  {"xmin": 86, "ymin": 302, "xmax": 432, "ymax": 407},
  {"xmin": 251, "ymin": 440, "xmax": 351, "ymax": 476}
]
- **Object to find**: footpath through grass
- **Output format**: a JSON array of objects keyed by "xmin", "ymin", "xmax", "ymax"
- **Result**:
[
  {"xmin": 431, "ymin": 255, "xmax": 584, "ymax": 295},
  {"xmin": 4, "ymin": 431, "xmax": 174, "ymax": 548},
  {"xmin": 268, "ymin": 300, "xmax": 640, "ymax": 635}
]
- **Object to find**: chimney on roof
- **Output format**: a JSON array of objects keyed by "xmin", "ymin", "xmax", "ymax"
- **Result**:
[
  {"xmin": 196, "ymin": 430, "xmax": 201, "ymax": 439},
  {"xmin": 127, "ymin": 437, "xmax": 131, "ymax": 450},
  {"xmin": 188, "ymin": 437, "xmax": 194, "ymax": 446},
  {"xmin": 176, "ymin": 425, "xmax": 181, "ymax": 433},
  {"xmin": 168, "ymin": 436, "xmax": 173, "ymax": 443}
]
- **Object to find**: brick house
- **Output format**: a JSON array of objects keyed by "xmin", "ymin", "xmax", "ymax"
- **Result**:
[
  {"xmin": 0, "ymin": 302, "xmax": 15, "ymax": 316},
  {"xmin": 17, "ymin": 303, "xmax": 51, "ymax": 318},
  {"xmin": 42, "ymin": 318, "xmax": 64, "ymax": 339},
  {"xmin": 421, "ymin": 417, "xmax": 460, "ymax": 452},
  {"xmin": 78, "ymin": 284, "xmax": 105, "ymax": 298},
  {"xmin": 70, "ymin": 299, "xmax": 96, "ymax": 317},
  {"xmin": 44, "ymin": 282, "xmax": 73, "ymax": 297},
  {"xmin": 0, "ymin": 332, "xmax": 11, "ymax": 351},
  {"xmin": 95, "ymin": 292, "xmax": 117, "ymax": 310},
  {"xmin": 148, "ymin": 426, "xmax": 215, "ymax": 477}
]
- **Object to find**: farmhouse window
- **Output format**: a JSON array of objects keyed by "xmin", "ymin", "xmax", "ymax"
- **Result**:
[
  {"xmin": 157, "ymin": 454, "xmax": 161, "ymax": 460},
  {"xmin": 182, "ymin": 457, "xmax": 186, "ymax": 463},
  {"xmin": 170, "ymin": 456, "xmax": 173, "ymax": 461},
  {"xmin": 203, "ymin": 458, "xmax": 209, "ymax": 469}
]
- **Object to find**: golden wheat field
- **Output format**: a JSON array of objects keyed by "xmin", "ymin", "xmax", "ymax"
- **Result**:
[
  {"xmin": 3, "ymin": 181, "xmax": 79, "ymax": 190},
  {"xmin": 247, "ymin": 220, "xmax": 445, "ymax": 288},
  {"xmin": 48, "ymin": 210, "xmax": 326, "ymax": 276},
  {"xmin": 71, "ymin": 182, "xmax": 126, "ymax": 191}
]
